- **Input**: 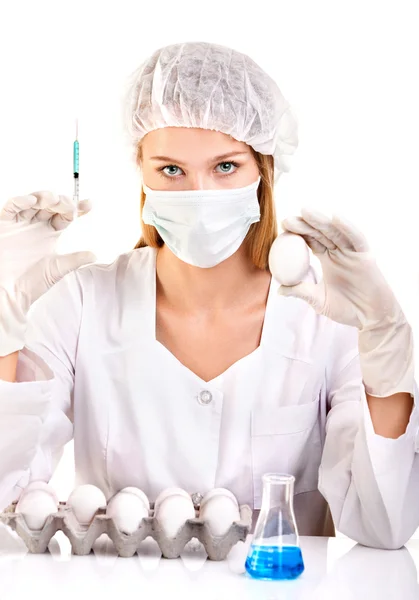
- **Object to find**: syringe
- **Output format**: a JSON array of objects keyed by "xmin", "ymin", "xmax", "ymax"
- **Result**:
[{"xmin": 73, "ymin": 119, "xmax": 79, "ymax": 218}]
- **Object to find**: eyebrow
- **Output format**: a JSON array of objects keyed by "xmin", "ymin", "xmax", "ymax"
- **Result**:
[{"xmin": 149, "ymin": 151, "xmax": 250, "ymax": 165}]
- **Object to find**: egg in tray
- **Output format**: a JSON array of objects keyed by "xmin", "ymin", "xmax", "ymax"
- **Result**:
[{"xmin": 0, "ymin": 482, "xmax": 252, "ymax": 560}]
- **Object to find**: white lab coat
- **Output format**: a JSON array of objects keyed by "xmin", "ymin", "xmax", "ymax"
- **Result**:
[{"xmin": 1, "ymin": 246, "xmax": 419, "ymax": 549}]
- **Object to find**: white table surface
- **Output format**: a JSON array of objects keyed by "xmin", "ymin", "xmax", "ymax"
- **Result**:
[{"xmin": 0, "ymin": 526, "xmax": 418, "ymax": 600}]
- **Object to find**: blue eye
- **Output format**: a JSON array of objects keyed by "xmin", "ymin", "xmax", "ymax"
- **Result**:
[
  {"xmin": 161, "ymin": 165, "xmax": 183, "ymax": 177},
  {"xmin": 215, "ymin": 161, "xmax": 239, "ymax": 174}
]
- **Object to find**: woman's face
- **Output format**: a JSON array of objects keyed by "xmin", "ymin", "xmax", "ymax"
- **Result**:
[{"xmin": 140, "ymin": 127, "xmax": 260, "ymax": 190}]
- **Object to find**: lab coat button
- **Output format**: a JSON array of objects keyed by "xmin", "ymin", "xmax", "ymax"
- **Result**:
[
  {"xmin": 415, "ymin": 429, "xmax": 419, "ymax": 453},
  {"xmin": 198, "ymin": 390, "xmax": 213, "ymax": 405}
]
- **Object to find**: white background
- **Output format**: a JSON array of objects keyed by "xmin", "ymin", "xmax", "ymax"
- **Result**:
[{"xmin": 1, "ymin": 0, "xmax": 419, "ymax": 538}]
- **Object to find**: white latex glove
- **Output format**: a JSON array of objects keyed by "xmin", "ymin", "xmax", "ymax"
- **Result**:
[
  {"xmin": 278, "ymin": 208, "xmax": 414, "ymax": 397},
  {"xmin": 0, "ymin": 191, "xmax": 96, "ymax": 356}
]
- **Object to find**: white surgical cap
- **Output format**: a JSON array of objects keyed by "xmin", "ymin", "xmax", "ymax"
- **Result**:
[{"xmin": 122, "ymin": 41, "xmax": 299, "ymax": 182}]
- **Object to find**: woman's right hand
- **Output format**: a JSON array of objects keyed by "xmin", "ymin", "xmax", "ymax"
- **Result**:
[{"xmin": 0, "ymin": 191, "xmax": 96, "ymax": 356}]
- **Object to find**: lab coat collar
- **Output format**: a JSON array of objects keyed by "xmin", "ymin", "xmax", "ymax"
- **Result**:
[{"xmin": 122, "ymin": 246, "xmax": 320, "ymax": 365}]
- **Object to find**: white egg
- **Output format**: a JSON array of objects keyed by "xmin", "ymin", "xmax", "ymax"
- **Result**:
[
  {"xmin": 153, "ymin": 487, "xmax": 191, "ymax": 515},
  {"xmin": 120, "ymin": 487, "xmax": 150, "ymax": 511},
  {"xmin": 199, "ymin": 488, "xmax": 239, "ymax": 510},
  {"xmin": 106, "ymin": 490, "xmax": 149, "ymax": 535},
  {"xmin": 199, "ymin": 495, "xmax": 241, "ymax": 537},
  {"xmin": 67, "ymin": 484, "xmax": 107, "ymax": 525},
  {"xmin": 268, "ymin": 232, "xmax": 310, "ymax": 287},
  {"xmin": 16, "ymin": 490, "xmax": 59, "ymax": 531},
  {"xmin": 155, "ymin": 494, "xmax": 195, "ymax": 539},
  {"xmin": 19, "ymin": 480, "xmax": 59, "ymax": 504}
]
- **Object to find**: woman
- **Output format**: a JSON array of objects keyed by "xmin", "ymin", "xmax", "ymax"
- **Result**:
[{"xmin": 0, "ymin": 41, "xmax": 418, "ymax": 549}]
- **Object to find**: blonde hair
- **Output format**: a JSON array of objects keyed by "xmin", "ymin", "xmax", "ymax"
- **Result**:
[{"xmin": 133, "ymin": 143, "xmax": 277, "ymax": 270}]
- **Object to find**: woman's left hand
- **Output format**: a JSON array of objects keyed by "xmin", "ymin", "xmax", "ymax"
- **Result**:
[
  {"xmin": 279, "ymin": 208, "xmax": 398, "ymax": 330},
  {"xmin": 279, "ymin": 209, "xmax": 414, "ymax": 397}
]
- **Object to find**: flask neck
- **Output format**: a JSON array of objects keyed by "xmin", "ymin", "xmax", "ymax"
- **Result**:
[{"xmin": 261, "ymin": 477, "xmax": 294, "ymax": 510}]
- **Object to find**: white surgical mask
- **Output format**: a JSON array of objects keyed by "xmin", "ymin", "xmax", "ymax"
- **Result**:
[{"xmin": 142, "ymin": 177, "xmax": 261, "ymax": 268}]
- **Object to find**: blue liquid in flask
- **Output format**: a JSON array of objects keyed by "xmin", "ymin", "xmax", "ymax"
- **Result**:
[{"xmin": 245, "ymin": 544, "xmax": 305, "ymax": 580}]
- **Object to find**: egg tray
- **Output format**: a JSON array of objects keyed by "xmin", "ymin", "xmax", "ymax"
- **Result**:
[{"xmin": 0, "ymin": 502, "xmax": 252, "ymax": 560}]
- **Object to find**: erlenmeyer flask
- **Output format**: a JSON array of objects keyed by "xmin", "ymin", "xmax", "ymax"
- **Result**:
[{"xmin": 245, "ymin": 473, "xmax": 304, "ymax": 580}]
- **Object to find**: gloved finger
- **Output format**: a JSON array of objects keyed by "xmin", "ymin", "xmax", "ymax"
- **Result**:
[
  {"xmin": 32, "ymin": 190, "xmax": 69, "ymax": 213},
  {"xmin": 28, "ymin": 252, "xmax": 97, "ymax": 301},
  {"xmin": 50, "ymin": 198, "xmax": 92, "ymax": 231},
  {"xmin": 331, "ymin": 214, "xmax": 370, "ymax": 253},
  {"xmin": 1, "ymin": 193, "xmax": 53, "ymax": 224},
  {"xmin": 278, "ymin": 281, "xmax": 325, "ymax": 313},
  {"xmin": 302, "ymin": 235, "xmax": 327, "ymax": 255},
  {"xmin": 30, "ymin": 191, "xmax": 78, "ymax": 216},
  {"xmin": 17, "ymin": 192, "xmax": 74, "ymax": 227},
  {"xmin": 282, "ymin": 219, "xmax": 329, "ymax": 254},
  {"xmin": 13, "ymin": 207, "xmax": 40, "ymax": 223},
  {"xmin": 281, "ymin": 216, "xmax": 335, "ymax": 252},
  {"xmin": 300, "ymin": 208, "xmax": 355, "ymax": 251},
  {"xmin": 32, "ymin": 196, "xmax": 75, "ymax": 223},
  {"xmin": 47, "ymin": 251, "xmax": 97, "ymax": 283},
  {"xmin": 34, "ymin": 196, "xmax": 74, "ymax": 229},
  {"xmin": 76, "ymin": 198, "xmax": 92, "ymax": 215},
  {"xmin": 0, "ymin": 193, "xmax": 90, "ymax": 227},
  {"xmin": 0, "ymin": 194, "xmax": 38, "ymax": 221}
]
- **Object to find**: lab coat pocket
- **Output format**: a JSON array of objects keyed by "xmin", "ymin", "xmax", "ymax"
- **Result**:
[{"xmin": 251, "ymin": 398, "xmax": 322, "ymax": 507}]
